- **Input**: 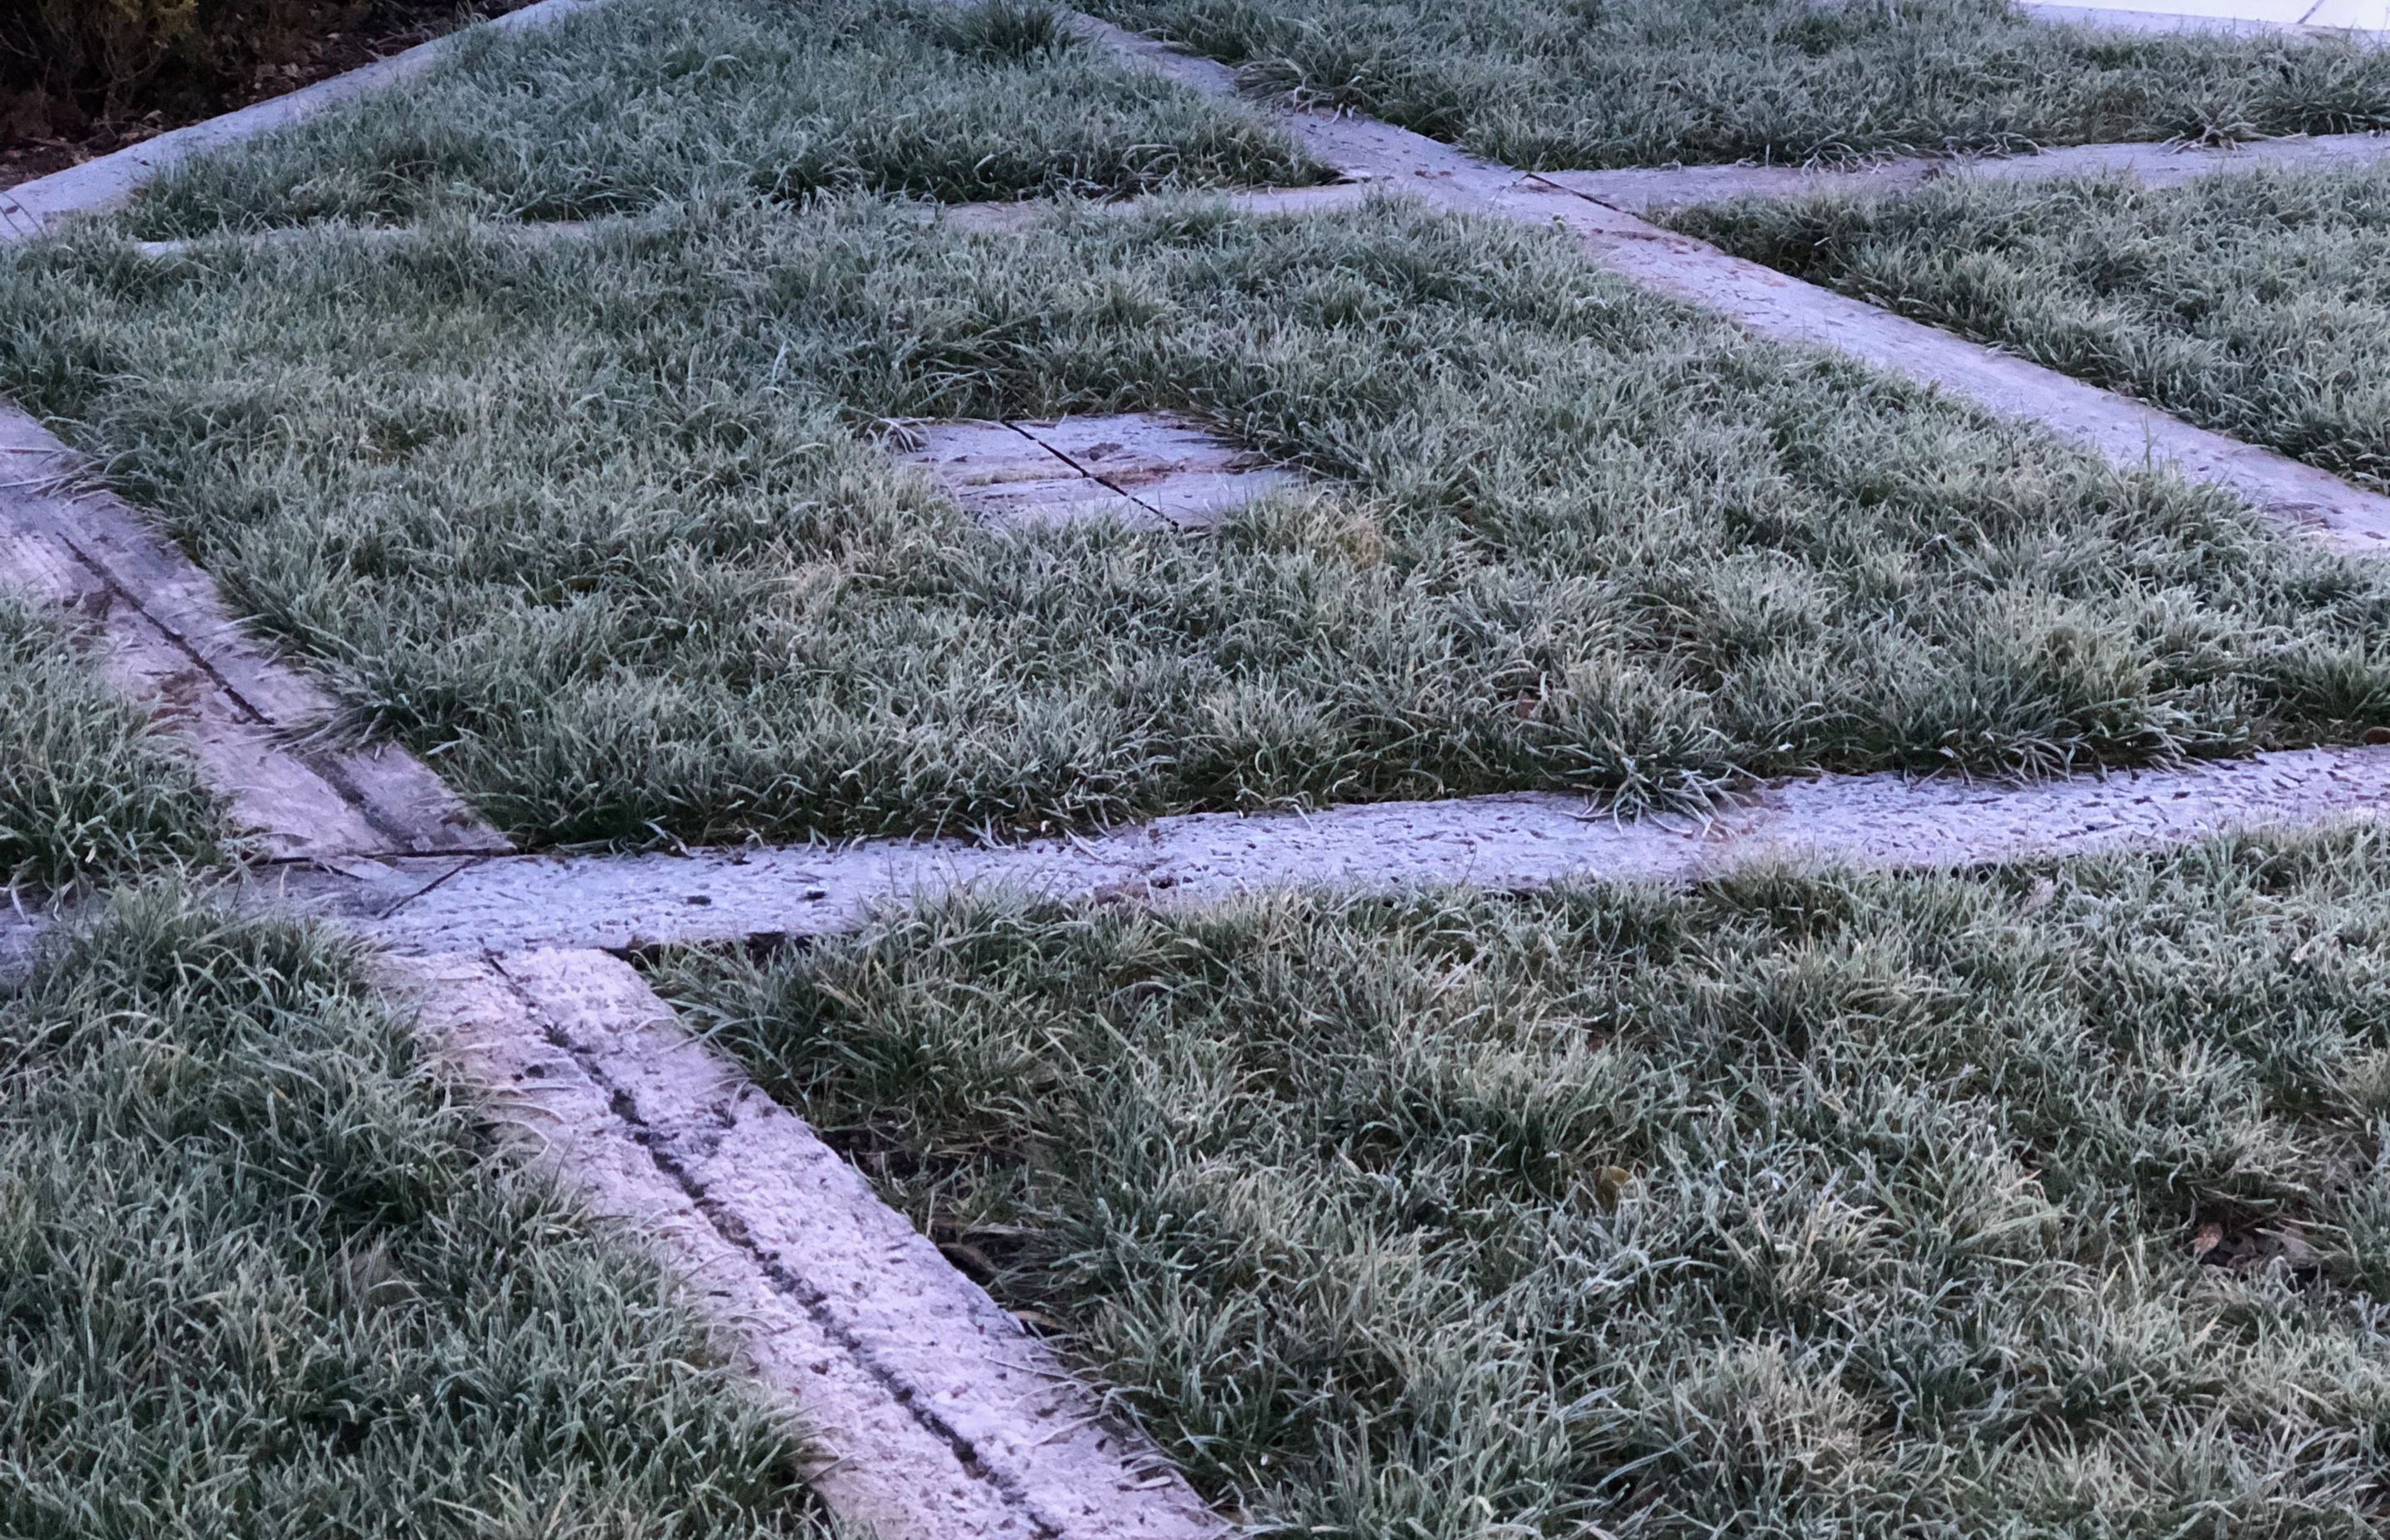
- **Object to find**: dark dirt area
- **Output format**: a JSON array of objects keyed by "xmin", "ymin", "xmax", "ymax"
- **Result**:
[{"xmin": 0, "ymin": 0, "xmax": 529, "ymax": 190}]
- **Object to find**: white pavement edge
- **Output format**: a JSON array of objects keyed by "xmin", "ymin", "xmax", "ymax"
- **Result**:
[{"xmin": 2021, "ymin": 0, "xmax": 2390, "ymax": 37}]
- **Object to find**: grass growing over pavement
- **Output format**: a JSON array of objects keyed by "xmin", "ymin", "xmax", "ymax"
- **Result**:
[
  {"xmin": 0, "ymin": 596, "xmax": 225, "ymax": 890},
  {"xmin": 11, "ymin": 197, "xmax": 2390, "ymax": 847},
  {"xmin": 1674, "ymin": 164, "xmax": 2390, "ymax": 495},
  {"xmin": 2, "ymin": 885, "xmax": 826, "ymax": 1536},
  {"xmin": 656, "ymin": 829, "xmax": 2390, "ymax": 1537},
  {"xmin": 1083, "ymin": 0, "xmax": 2390, "ymax": 169},
  {"xmin": 124, "ymin": 0, "xmax": 1324, "ymax": 238}
]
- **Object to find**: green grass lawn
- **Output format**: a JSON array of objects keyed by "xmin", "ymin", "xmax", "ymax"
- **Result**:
[
  {"xmin": 0, "ymin": 595, "xmax": 225, "ymax": 890},
  {"xmin": 1674, "ymin": 164, "xmax": 2390, "ymax": 495},
  {"xmin": 10, "ymin": 197, "xmax": 2390, "ymax": 848},
  {"xmin": 124, "ymin": 0, "xmax": 1324, "ymax": 239},
  {"xmin": 656, "ymin": 827, "xmax": 2390, "ymax": 1538},
  {"xmin": 2, "ymin": 885, "xmax": 827, "ymax": 1536},
  {"xmin": 1083, "ymin": 0, "xmax": 2390, "ymax": 170}
]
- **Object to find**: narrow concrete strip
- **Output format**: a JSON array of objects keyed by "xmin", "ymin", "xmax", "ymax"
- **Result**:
[
  {"xmin": 286, "ymin": 745, "xmax": 2390, "ymax": 957},
  {"xmin": 1066, "ymin": 14, "xmax": 2390, "ymax": 553},
  {"xmin": 1493, "ymin": 176, "xmax": 2390, "ymax": 552},
  {"xmin": 0, "ymin": 0, "xmax": 609, "ymax": 241},
  {"xmin": 2020, "ymin": 0, "xmax": 2390, "ymax": 35},
  {"xmin": 0, "ymin": 407, "xmax": 506, "ymax": 858},
  {"xmin": 0, "ymin": 518, "xmax": 385, "ymax": 856},
  {"xmin": 393, "ymin": 951, "xmax": 1051, "ymax": 1538},
  {"xmin": 395, "ymin": 947, "xmax": 1228, "ymax": 1540},
  {"xmin": 1537, "ymin": 131, "xmax": 2390, "ymax": 215}
]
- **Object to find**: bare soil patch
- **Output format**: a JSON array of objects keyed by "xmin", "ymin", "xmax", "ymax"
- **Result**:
[{"xmin": 0, "ymin": 0, "xmax": 530, "ymax": 192}]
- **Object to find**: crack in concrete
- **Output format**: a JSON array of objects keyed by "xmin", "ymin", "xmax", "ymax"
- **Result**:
[{"xmin": 1015, "ymin": 423, "xmax": 1170, "ymax": 522}]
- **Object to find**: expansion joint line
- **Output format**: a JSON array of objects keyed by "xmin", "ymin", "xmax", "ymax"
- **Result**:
[
  {"xmin": 436, "ymin": 946, "xmax": 1222, "ymax": 1539},
  {"xmin": 478, "ymin": 952, "xmax": 1051, "ymax": 1527},
  {"xmin": 51, "ymin": 525, "xmax": 434, "ymax": 855},
  {"xmin": 1522, "ymin": 175, "xmax": 1685, "ymax": 229},
  {"xmin": 364, "ymin": 854, "xmax": 490, "ymax": 920},
  {"xmin": 49, "ymin": 527, "xmax": 264, "ymax": 714}
]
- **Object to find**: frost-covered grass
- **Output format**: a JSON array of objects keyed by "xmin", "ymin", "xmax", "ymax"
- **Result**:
[
  {"xmin": 661, "ymin": 827, "xmax": 2390, "ymax": 1537},
  {"xmin": 1086, "ymin": 0, "xmax": 2390, "ymax": 168},
  {"xmin": 127, "ymin": 0, "xmax": 1324, "ymax": 237},
  {"xmin": 2, "ymin": 887, "xmax": 826, "ymax": 1536},
  {"xmin": 1675, "ymin": 163, "xmax": 2390, "ymax": 493},
  {"xmin": 0, "ymin": 595, "xmax": 224, "ymax": 890},
  {"xmin": 8, "ymin": 198, "xmax": 2390, "ymax": 847}
]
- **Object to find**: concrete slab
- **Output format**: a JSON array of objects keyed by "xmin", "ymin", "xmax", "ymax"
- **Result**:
[
  {"xmin": 1017, "ymin": 412, "xmax": 1296, "ymax": 528},
  {"xmin": 894, "ymin": 418, "xmax": 1155, "ymax": 528},
  {"xmin": 901, "ymin": 413, "xmax": 1293, "ymax": 531}
]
